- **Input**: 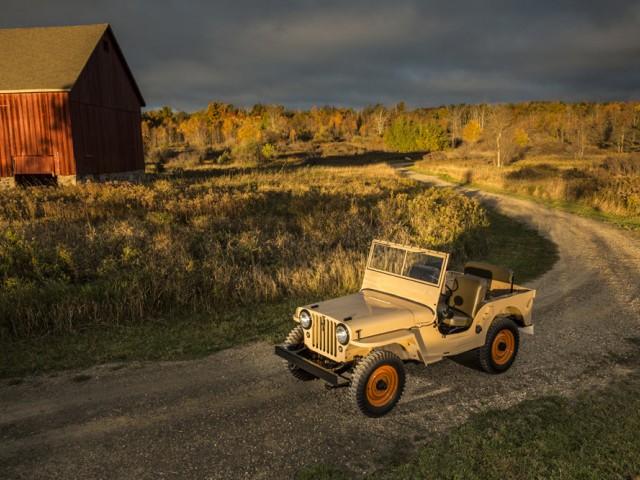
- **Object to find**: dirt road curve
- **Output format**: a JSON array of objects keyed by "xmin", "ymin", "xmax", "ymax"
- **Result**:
[{"xmin": 2, "ymin": 168, "xmax": 639, "ymax": 479}]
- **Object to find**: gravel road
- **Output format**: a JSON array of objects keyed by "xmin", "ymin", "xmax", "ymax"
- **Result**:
[{"xmin": 2, "ymin": 167, "xmax": 639, "ymax": 479}]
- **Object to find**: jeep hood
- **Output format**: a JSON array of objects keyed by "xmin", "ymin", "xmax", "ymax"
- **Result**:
[{"xmin": 305, "ymin": 289, "xmax": 435, "ymax": 338}]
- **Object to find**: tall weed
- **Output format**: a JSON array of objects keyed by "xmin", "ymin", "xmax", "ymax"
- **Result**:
[{"xmin": 0, "ymin": 164, "xmax": 489, "ymax": 339}]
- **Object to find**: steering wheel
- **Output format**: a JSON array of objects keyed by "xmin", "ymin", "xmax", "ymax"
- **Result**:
[
  {"xmin": 444, "ymin": 277, "xmax": 458, "ymax": 298},
  {"xmin": 436, "ymin": 277, "xmax": 457, "ymax": 326}
]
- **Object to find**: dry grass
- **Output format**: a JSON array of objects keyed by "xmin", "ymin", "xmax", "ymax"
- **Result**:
[
  {"xmin": 0, "ymin": 162, "xmax": 489, "ymax": 340},
  {"xmin": 416, "ymin": 152, "xmax": 640, "ymax": 218}
]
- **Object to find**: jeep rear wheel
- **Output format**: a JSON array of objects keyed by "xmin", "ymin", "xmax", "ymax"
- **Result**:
[
  {"xmin": 283, "ymin": 326, "xmax": 316, "ymax": 381},
  {"xmin": 350, "ymin": 350, "xmax": 405, "ymax": 417},
  {"xmin": 478, "ymin": 317, "xmax": 520, "ymax": 373}
]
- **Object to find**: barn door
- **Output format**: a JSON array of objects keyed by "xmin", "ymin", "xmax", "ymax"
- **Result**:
[{"xmin": 7, "ymin": 95, "xmax": 55, "ymax": 175}]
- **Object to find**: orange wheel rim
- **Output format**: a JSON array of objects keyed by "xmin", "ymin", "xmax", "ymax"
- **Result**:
[
  {"xmin": 366, "ymin": 365, "xmax": 398, "ymax": 407},
  {"xmin": 492, "ymin": 330, "xmax": 515, "ymax": 365}
]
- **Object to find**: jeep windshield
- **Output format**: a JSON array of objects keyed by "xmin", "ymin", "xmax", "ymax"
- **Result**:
[{"xmin": 368, "ymin": 242, "xmax": 445, "ymax": 286}]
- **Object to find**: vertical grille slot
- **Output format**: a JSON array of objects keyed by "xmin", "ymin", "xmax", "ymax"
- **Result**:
[{"xmin": 311, "ymin": 313, "xmax": 337, "ymax": 358}]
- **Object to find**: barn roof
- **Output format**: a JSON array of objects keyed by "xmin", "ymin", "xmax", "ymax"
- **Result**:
[{"xmin": 0, "ymin": 24, "xmax": 144, "ymax": 105}]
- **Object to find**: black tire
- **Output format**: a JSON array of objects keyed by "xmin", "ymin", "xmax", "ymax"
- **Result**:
[
  {"xmin": 283, "ymin": 326, "xmax": 316, "ymax": 381},
  {"xmin": 349, "ymin": 350, "xmax": 405, "ymax": 417},
  {"xmin": 477, "ymin": 317, "xmax": 520, "ymax": 374}
]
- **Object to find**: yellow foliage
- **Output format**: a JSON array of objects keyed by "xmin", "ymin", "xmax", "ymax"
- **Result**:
[
  {"xmin": 236, "ymin": 122, "xmax": 262, "ymax": 144},
  {"xmin": 221, "ymin": 118, "xmax": 236, "ymax": 140},
  {"xmin": 514, "ymin": 128, "xmax": 530, "ymax": 147},
  {"xmin": 462, "ymin": 120, "xmax": 482, "ymax": 144},
  {"xmin": 329, "ymin": 112, "xmax": 343, "ymax": 128}
]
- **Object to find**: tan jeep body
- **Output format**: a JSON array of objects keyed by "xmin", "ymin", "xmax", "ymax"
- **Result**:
[{"xmin": 275, "ymin": 240, "xmax": 536, "ymax": 416}]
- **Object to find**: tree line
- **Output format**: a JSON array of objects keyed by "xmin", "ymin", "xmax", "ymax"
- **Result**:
[{"xmin": 142, "ymin": 101, "xmax": 640, "ymax": 164}]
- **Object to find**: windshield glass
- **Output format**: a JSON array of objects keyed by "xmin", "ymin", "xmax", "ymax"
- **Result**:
[{"xmin": 368, "ymin": 243, "xmax": 445, "ymax": 285}]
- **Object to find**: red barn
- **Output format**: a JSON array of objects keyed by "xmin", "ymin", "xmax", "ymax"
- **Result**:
[{"xmin": 0, "ymin": 24, "xmax": 145, "ymax": 188}]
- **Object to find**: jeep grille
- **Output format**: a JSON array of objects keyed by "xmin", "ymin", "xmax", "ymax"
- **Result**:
[{"xmin": 310, "ymin": 313, "xmax": 338, "ymax": 358}]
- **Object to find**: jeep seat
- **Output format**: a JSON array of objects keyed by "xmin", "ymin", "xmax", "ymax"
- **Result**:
[
  {"xmin": 443, "ymin": 275, "xmax": 487, "ymax": 328},
  {"xmin": 464, "ymin": 261, "xmax": 514, "ymax": 297}
]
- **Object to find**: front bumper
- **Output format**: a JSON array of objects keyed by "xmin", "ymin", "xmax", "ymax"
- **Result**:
[{"xmin": 274, "ymin": 344, "xmax": 350, "ymax": 387}]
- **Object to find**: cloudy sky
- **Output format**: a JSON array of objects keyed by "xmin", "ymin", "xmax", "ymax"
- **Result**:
[{"xmin": 2, "ymin": 0, "xmax": 639, "ymax": 111}]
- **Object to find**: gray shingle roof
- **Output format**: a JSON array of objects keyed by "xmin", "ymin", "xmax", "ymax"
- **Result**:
[{"xmin": 0, "ymin": 24, "xmax": 109, "ymax": 93}]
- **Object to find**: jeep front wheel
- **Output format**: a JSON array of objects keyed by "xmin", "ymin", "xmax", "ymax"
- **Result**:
[
  {"xmin": 283, "ymin": 326, "xmax": 316, "ymax": 381},
  {"xmin": 478, "ymin": 317, "xmax": 520, "ymax": 373},
  {"xmin": 350, "ymin": 350, "xmax": 405, "ymax": 417}
]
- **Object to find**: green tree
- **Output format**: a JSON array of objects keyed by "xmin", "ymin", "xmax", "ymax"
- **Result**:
[
  {"xmin": 421, "ymin": 120, "xmax": 449, "ymax": 152},
  {"xmin": 384, "ymin": 117, "xmax": 448, "ymax": 152}
]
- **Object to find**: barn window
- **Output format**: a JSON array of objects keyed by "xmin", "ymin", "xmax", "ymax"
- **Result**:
[{"xmin": 103, "ymin": 40, "xmax": 110, "ymax": 52}]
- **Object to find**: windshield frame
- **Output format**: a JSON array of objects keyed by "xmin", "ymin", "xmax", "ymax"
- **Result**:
[{"xmin": 366, "ymin": 240, "xmax": 449, "ymax": 288}]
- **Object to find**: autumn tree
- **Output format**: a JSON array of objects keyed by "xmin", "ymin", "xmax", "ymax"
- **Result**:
[
  {"xmin": 462, "ymin": 119, "xmax": 482, "ymax": 144},
  {"xmin": 264, "ymin": 104, "xmax": 288, "ymax": 140},
  {"xmin": 565, "ymin": 104, "xmax": 597, "ymax": 158},
  {"xmin": 487, "ymin": 105, "xmax": 514, "ymax": 167},
  {"xmin": 606, "ymin": 102, "xmax": 637, "ymax": 153},
  {"xmin": 236, "ymin": 119, "xmax": 262, "ymax": 144},
  {"xmin": 178, "ymin": 111, "xmax": 211, "ymax": 148},
  {"xmin": 513, "ymin": 127, "xmax": 530, "ymax": 148},
  {"xmin": 447, "ymin": 105, "xmax": 466, "ymax": 148},
  {"xmin": 207, "ymin": 101, "xmax": 236, "ymax": 144},
  {"xmin": 142, "ymin": 107, "xmax": 183, "ymax": 147},
  {"xmin": 371, "ymin": 104, "xmax": 389, "ymax": 137},
  {"xmin": 472, "ymin": 104, "xmax": 488, "ymax": 130}
]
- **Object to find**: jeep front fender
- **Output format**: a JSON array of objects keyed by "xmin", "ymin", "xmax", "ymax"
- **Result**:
[{"xmin": 350, "ymin": 329, "xmax": 425, "ymax": 362}]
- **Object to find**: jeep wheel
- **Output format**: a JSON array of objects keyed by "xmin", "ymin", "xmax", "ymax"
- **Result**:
[
  {"xmin": 350, "ymin": 350, "xmax": 405, "ymax": 417},
  {"xmin": 478, "ymin": 317, "xmax": 520, "ymax": 374},
  {"xmin": 283, "ymin": 326, "xmax": 316, "ymax": 381}
]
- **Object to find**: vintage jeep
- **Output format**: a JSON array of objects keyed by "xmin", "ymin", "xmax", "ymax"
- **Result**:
[{"xmin": 275, "ymin": 240, "xmax": 536, "ymax": 417}]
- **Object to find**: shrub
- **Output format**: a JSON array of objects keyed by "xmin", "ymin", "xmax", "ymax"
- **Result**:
[
  {"xmin": 216, "ymin": 150, "xmax": 233, "ymax": 165},
  {"xmin": 261, "ymin": 143, "xmax": 277, "ymax": 160},
  {"xmin": 514, "ymin": 128, "xmax": 530, "ymax": 148},
  {"xmin": 232, "ymin": 141, "xmax": 262, "ymax": 163}
]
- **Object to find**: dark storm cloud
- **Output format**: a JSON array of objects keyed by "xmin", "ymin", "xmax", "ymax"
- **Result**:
[{"xmin": 2, "ymin": 0, "xmax": 639, "ymax": 111}]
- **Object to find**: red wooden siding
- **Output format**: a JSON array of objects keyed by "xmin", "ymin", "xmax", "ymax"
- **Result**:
[
  {"xmin": 70, "ymin": 103, "xmax": 143, "ymax": 175},
  {"xmin": 69, "ymin": 30, "xmax": 144, "ymax": 175},
  {"xmin": 0, "ymin": 100, "xmax": 9, "ymax": 178},
  {"xmin": 0, "ymin": 27, "xmax": 143, "ymax": 180},
  {"xmin": 0, "ymin": 92, "xmax": 75, "ymax": 177},
  {"xmin": 70, "ymin": 31, "xmax": 142, "ymax": 112}
]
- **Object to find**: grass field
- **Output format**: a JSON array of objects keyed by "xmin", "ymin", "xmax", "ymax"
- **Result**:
[
  {"xmin": 0, "ymin": 160, "xmax": 556, "ymax": 377},
  {"xmin": 414, "ymin": 152, "xmax": 640, "ymax": 231}
]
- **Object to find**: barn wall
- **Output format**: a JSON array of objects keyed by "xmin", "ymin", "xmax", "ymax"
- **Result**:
[
  {"xmin": 69, "ymin": 103, "xmax": 143, "ymax": 176},
  {"xmin": 69, "ymin": 30, "xmax": 144, "ymax": 176},
  {"xmin": 0, "ymin": 92, "xmax": 76, "ymax": 178}
]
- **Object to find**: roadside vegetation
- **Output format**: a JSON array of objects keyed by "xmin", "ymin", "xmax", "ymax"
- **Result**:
[
  {"xmin": 0, "ymin": 155, "xmax": 556, "ymax": 376},
  {"xmin": 414, "ymin": 152, "xmax": 640, "ymax": 230}
]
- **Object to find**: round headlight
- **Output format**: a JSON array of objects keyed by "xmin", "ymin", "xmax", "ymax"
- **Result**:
[
  {"xmin": 299, "ymin": 310, "xmax": 312, "ymax": 329},
  {"xmin": 336, "ymin": 324, "xmax": 349, "ymax": 345}
]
